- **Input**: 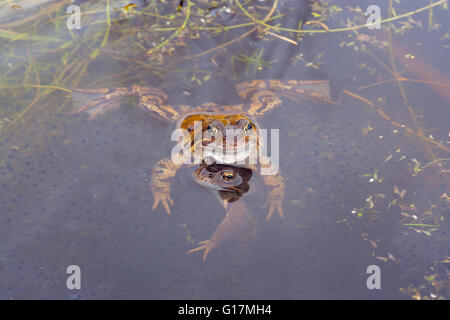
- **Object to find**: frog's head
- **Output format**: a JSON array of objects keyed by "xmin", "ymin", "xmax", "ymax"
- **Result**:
[
  {"xmin": 193, "ymin": 162, "xmax": 252, "ymax": 202},
  {"xmin": 179, "ymin": 113, "xmax": 260, "ymax": 164}
]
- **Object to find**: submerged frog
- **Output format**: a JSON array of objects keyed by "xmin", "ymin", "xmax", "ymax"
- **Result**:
[
  {"xmin": 72, "ymin": 80, "xmax": 333, "ymax": 220},
  {"xmin": 189, "ymin": 161, "xmax": 254, "ymax": 261},
  {"xmin": 193, "ymin": 160, "xmax": 253, "ymax": 205}
]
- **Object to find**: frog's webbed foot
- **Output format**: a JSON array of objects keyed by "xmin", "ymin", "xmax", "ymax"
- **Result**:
[
  {"xmin": 69, "ymin": 97, "xmax": 119, "ymax": 120},
  {"xmin": 263, "ymin": 195, "xmax": 284, "ymax": 221},
  {"xmin": 235, "ymin": 79, "xmax": 334, "ymax": 117},
  {"xmin": 262, "ymin": 173, "xmax": 285, "ymax": 221},
  {"xmin": 71, "ymin": 86, "xmax": 178, "ymax": 121},
  {"xmin": 187, "ymin": 240, "xmax": 216, "ymax": 262},
  {"xmin": 188, "ymin": 201, "xmax": 250, "ymax": 262},
  {"xmin": 152, "ymin": 192, "xmax": 174, "ymax": 215},
  {"xmin": 71, "ymin": 87, "xmax": 132, "ymax": 120},
  {"xmin": 133, "ymin": 86, "xmax": 182, "ymax": 121},
  {"xmin": 151, "ymin": 158, "xmax": 183, "ymax": 215}
]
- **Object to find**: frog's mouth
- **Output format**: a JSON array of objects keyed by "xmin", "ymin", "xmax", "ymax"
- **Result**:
[
  {"xmin": 201, "ymin": 142, "xmax": 259, "ymax": 164},
  {"xmin": 178, "ymin": 137, "xmax": 260, "ymax": 166}
]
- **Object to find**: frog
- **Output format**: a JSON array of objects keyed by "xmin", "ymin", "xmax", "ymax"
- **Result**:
[
  {"xmin": 188, "ymin": 160, "xmax": 254, "ymax": 261},
  {"xmin": 193, "ymin": 159, "xmax": 253, "ymax": 205},
  {"xmin": 71, "ymin": 79, "xmax": 334, "ymax": 221}
]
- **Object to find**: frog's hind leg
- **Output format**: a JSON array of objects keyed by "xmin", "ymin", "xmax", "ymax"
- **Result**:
[
  {"xmin": 187, "ymin": 240, "xmax": 214, "ymax": 262},
  {"xmin": 187, "ymin": 200, "xmax": 250, "ymax": 262},
  {"xmin": 270, "ymin": 79, "xmax": 335, "ymax": 105},
  {"xmin": 235, "ymin": 80, "xmax": 283, "ymax": 117},
  {"xmin": 71, "ymin": 87, "xmax": 133, "ymax": 120},
  {"xmin": 134, "ymin": 85, "xmax": 190, "ymax": 122},
  {"xmin": 138, "ymin": 97, "xmax": 189, "ymax": 122},
  {"xmin": 235, "ymin": 79, "xmax": 335, "ymax": 117},
  {"xmin": 84, "ymin": 98, "xmax": 124, "ymax": 120},
  {"xmin": 151, "ymin": 157, "xmax": 184, "ymax": 215},
  {"xmin": 71, "ymin": 86, "xmax": 185, "ymax": 121},
  {"xmin": 259, "ymin": 156, "xmax": 285, "ymax": 221},
  {"xmin": 262, "ymin": 173, "xmax": 285, "ymax": 221}
]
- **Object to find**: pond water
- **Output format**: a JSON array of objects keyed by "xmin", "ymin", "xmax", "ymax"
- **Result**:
[{"xmin": 0, "ymin": 0, "xmax": 449, "ymax": 299}]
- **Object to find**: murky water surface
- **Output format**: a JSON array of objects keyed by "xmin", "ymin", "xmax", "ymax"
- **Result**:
[{"xmin": 0, "ymin": 0, "xmax": 448, "ymax": 299}]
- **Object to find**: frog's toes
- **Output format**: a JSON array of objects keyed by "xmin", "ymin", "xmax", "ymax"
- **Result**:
[
  {"xmin": 263, "ymin": 200, "xmax": 284, "ymax": 221},
  {"xmin": 152, "ymin": 194, "xmax": 173, "ymax": 215},
  {"xmin": 187, "ymin": 240, "xmax": 215, "ymax": 262}
]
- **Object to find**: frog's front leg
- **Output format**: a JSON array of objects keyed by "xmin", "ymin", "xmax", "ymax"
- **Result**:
[
  {"xmin": 262, "ymin": 173, "xmax": 285, "ymax": 221},
  {"xmin": 151, "ymin": 157, "xmax": 184, "ymax": 215},
  {"xmin": 187, "ymin": 200, "xmax": 250, "ymax": 262},
  {"xmin": 72, "ymin": 87, "xmax": 132, "ymax": 120},
  {"xmin": 235, "ymin": 80, "xmax": 282, "ymax": 117},
  {"xmin": 259, "ymin": 156, "xmax": 285, "ymax": 221},
  {"xmin": 72, "ymin": 86, "xmax": 177, "ymax": 121}
]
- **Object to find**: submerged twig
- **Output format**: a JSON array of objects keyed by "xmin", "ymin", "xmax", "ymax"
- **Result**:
[
  {"xmin": 387, "ymin": 0, "xmax": 436, "ymax": 160},
  {"xmin": 359, "ymin": 78, "xmax": 450, "ymax": 90},
  {"xmin": 343, "ymin": 90, "xmax": 450, "ymax": 153},
  {"xmin": 235, "ymin": 0, "xmax": 447, "ymax": 34}
]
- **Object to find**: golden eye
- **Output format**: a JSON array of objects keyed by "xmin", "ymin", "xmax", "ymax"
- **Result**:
[
  {"xmin": 142, "ymin": 96, "xmax": 148, "ymax": 101},
  {"xmin": 206, "ymin": 124, "xmax": 218, "ymax": 135},
  {"xmin": 222, "ymin": 171, "xmax": 235, "ymax": 181},
  {"xmin": 243, "ymin": 121, "xmax": 253, "ymax": 133}
]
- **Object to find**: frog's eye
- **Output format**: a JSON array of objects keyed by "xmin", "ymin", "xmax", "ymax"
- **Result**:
[
  {"xmin": 243, "ymin": 121, "xmax": 253, "ymax": 133},
  {"xmin": 142, "ymin": 96, "xmax": 148, "ymax": 102},
  {"xmin": 206, "ymin": 124, "xmax": 218, "ymax": 135},
  {"xmin": 222, "ymin": 171, "xmax": 235, "ymax": 181}
]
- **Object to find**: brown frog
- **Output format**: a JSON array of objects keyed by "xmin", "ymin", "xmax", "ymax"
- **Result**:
[
  {"xmin": 72, "ymin": 80, "xmax": 334, "ymax": 221},
  {"xmin": 188, "ymin": 161, "xmax": 254, "ymax": 261}
]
